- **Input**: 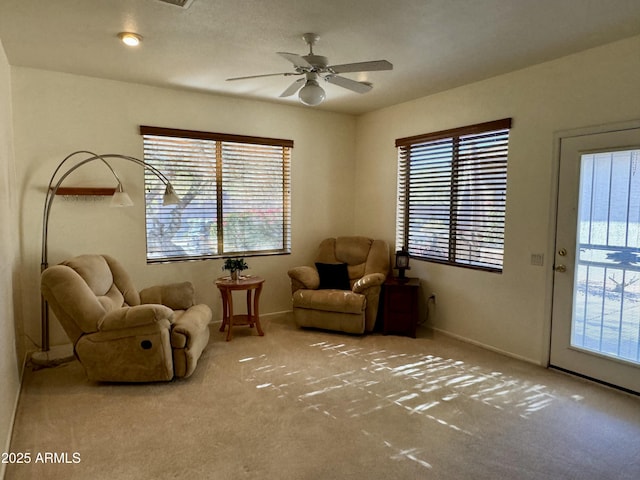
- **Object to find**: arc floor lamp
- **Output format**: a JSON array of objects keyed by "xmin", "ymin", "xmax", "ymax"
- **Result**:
[{"xmin": 32, "ymin": 150, "xmax": 180, "ymax": 366}]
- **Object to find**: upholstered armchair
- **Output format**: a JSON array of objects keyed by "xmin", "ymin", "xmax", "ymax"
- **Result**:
[
  {"xmin": 41, "ymin": 254, "xmax": 211, "ymax": 382},
  {"xmin": 288, "ymin": 237, "xmax": 390, "ymax": 334}
]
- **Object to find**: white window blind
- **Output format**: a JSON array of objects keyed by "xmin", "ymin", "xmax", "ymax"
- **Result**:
[
  {"xmin": 396, "ymin": 118, "xmax": 511, "ymax": 272},
  {"xmin": 140, "ymin": 126, "xmax": 292, "ymax": 263}
]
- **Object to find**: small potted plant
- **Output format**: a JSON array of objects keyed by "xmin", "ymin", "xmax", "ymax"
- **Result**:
[{"xmin": 222, "ymin": 257, "xmax": 249, "ymax": 281}]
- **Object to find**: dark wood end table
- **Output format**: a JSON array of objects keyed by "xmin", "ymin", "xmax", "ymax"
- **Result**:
[{"xmin": 382, "ymin": 276, "xmax": 420, "ymax": 338}]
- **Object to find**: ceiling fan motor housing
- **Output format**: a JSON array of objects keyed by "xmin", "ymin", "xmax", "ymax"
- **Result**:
[{"xmin": 303, "ymin": 55, "xmax": 328, "ymax": 70}]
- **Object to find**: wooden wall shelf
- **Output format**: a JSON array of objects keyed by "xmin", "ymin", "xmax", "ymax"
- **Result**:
[{"xmin": 52, "ymin": 187, "xmax": 116, "ymax": 196}]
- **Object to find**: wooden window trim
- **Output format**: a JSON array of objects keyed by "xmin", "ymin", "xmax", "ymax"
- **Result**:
[
  {"xmin": 396, "ymin": 118, "xmax": 512, "ymax": 147},
  {"xmin": 140, "ymin": 125, "xmax": 294, "ymax": 148}
]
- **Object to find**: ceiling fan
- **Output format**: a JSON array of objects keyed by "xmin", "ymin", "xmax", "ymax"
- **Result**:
[{"xmin": 226, "ymin": 33, "xmax": 393, "ymax": 106}]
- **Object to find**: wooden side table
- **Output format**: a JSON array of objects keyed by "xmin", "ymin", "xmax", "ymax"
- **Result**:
[
  {"xmin": 215, "ymin": 275, "xmax": 265, "ymax": 341},
  {"xmin": 382, "ymin": 276, "xmax": 420, "ymax": 338}
]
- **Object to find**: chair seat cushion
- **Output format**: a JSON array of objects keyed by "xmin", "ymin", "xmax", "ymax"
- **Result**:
[{"xmin": 293, "ymin": 289, "xmax": 365, "ymax": 314}]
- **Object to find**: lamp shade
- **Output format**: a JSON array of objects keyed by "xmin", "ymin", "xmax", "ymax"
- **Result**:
[
  {"xmin": 395, "ymin": 248, "xmax": 410, "ymax": 269},
  {"xmin": 162, "ymin": 184, "xmax": 181, "ymax": 206},
  {"xmin": 396, "ymin": 247, "xmax": 409, "ymax": 268},
  {"xmin": 110, "ymin": 183, "xmax": 134, "ymax": 207},
  {"xmin": 395, "ymin": 247, "xmax": 410, "ymax": 279},
  {"xmin": 299, "ymin": 80, "xmax": 325, "ymax": 106}
]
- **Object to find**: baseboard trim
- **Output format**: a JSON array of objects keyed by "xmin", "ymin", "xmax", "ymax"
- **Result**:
[
  {"xmin": 261, "ymin": 310, "xmax": 292, "ymax": 318},
  {"xmin": 429, "ymin": 326, "xmax": 541, "ymax": 366},
  {"xmin": 550, "ymin": 365, "xmax": 639, "ymax": 397},
  {"xmin": 1, "ymin": 352, "xmax": 27, "ymax": 480}
]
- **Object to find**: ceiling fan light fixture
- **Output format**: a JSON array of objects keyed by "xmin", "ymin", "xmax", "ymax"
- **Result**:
[
  {"xmin": 118, "ymin": 32, "xmax": 143, "ymax": 47},
  {"xmin": 298, "ymin": 80, "xmax": 325, "ymax": 106},
  {"xmin": 226, "ymin": 32, "xmax": 393, "ymax": 106}
]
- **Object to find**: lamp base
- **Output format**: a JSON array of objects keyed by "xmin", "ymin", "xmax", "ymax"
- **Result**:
[{"xmin": 30, "ymin": 344, "xmax": 75, "ymax": 368}]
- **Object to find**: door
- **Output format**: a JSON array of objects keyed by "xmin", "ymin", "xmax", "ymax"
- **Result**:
[{"xmin": 550, "ymin": 123, "xmax": 640, "ymax": 393}]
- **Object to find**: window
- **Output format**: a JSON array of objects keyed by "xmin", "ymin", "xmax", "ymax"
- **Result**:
[
  {"xmin": 140, "ymin": 126, "xmax": 292, "ymax": 263},
  {"xmin": 395, "ymin": 118, "xmax": 511, "ymax": 272}
]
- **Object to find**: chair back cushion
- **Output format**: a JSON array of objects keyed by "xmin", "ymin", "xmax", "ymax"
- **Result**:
[
  {"xmin": 41, "ymin": 265, "xmax": 107, "ymax": 341},
  {"xmin": 63, "ymin": 255, "xmax": 141, "ymax": 307},
  {"xmin": 315, "ymin": 236, "xmax": 389, "ymax": 282},
  {"xmin": 41, "ymin": 254, "xmax": 142, "ymax": 341}
]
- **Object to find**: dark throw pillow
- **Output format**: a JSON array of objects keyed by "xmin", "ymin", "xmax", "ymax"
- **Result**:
[{"xmin": 315, "ymin": 262, "xmax": 351, "ymax": 290}]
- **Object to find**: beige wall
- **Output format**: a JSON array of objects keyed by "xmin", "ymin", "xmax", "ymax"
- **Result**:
[
  {"xmin": 9, "ymin": 34, "xmax": 640, "ymax": 368},
  {"xmin": 0, "ymin": 39, "xmax": 22, "ymax": 476},
  {"xmin": 354, "ymin": 35, "xmax": 640, "ymax": 364},
  {"xmin": 11, "ymin": 68, "xmax": 357, "ymax": 349}
]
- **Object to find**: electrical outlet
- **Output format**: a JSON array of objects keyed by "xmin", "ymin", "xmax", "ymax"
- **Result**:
[{"xmin": 428, "ymin": 293, "xmax": 436, "ymax": 304}]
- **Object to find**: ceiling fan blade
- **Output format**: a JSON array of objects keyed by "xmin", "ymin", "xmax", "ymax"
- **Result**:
[
  {"xmin": 325, "ymin": 75, "xmax": 373, "ymax": 94},
  {"xmin": 279, "ymin": 78, "xmax": 305, "ymax": 97},
  {"xmin": 277, "ymin": 52, "xmax": 312, "ymax": 69},
  {"xmin": 226, "ymin": 72, "xmax": 293, "ymax": 81},
  {"xmin": 329, "ymin": 60, "xmax": 393, "ymax": 74}
]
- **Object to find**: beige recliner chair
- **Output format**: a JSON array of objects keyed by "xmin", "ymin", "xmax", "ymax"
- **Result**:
[
  {"xmin": 41, "ymin": 254, "xmax": 211, "ymax": 382},
  {"xmin": 288, "ymin": 237, "xmax": 390, "ymax": 334}
]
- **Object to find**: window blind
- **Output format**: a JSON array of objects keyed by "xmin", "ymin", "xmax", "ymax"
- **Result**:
[
  {"xmin": 395, "ymin": 118, "xmax": 511, "ymax": 272},
  {"xmin": 140, "ymin": 126, "xmax": 292, "ymax": 263}
]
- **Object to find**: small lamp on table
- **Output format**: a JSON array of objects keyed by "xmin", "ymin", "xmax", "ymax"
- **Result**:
[{"xmin": 394, "ymin": 247, "xmax": 410, "ymax": 281}]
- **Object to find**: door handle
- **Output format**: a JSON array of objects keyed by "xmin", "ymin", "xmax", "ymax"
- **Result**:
[{"xmin": 555, "ymin": 265, "xmax": 567, "ymax": 273}]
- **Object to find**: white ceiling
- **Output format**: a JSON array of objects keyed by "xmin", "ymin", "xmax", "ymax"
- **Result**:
[{"xmin": 1, "ymin": 0, "xmax": 640, "ymax": 115}]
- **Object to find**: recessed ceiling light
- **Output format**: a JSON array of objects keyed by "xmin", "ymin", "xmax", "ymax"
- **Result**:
[{"xmin": 118, "ymin": 32, "xmax": 143, "ymax": 47}]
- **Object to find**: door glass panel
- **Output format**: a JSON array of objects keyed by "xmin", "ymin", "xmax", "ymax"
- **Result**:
[{"xmin": 572, "ymin": 149, "xmax": 640, "ymax": 364}]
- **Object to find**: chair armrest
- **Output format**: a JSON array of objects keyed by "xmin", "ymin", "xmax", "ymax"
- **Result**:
[
  {"xmin": 353, "ymin": 273, "xmax": 386, "ymax": 293},
  {"xmin": 171, "ymin": 304, "xmax": 212, "ymax": 349},
  {"xmin": 288, "ymin": 266, "xmax": 320, "ymax": 292},
  {"xmin": 139, "ymin": 281, "xmax": 195, "ymax": 310},
  {"xmin": 98, "ymin": 304, "xmax": 174, "ymax": 331}
]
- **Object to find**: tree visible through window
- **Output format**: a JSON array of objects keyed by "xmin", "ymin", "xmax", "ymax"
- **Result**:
[
  {"xmin": 395, "ymin": 118, "xmax": 511, "ymax": 272},
  {"xmin": 140, "ymin": 126, "xmax": 292, "ymax": 263}
]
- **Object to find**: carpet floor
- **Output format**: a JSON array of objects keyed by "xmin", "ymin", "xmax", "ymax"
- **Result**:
[{"xmin": 6, "ymin": 313, "xmax": 640, "ymax": 480}]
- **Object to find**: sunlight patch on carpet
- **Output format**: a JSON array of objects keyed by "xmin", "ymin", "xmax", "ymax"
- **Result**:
[
  {"xmin": 236, "ymin": 337, "xmax": 559, "ymax": 471},
  {"xmin": 239, "ymin": 340, "xmax": 558, "ymax": 424}
]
